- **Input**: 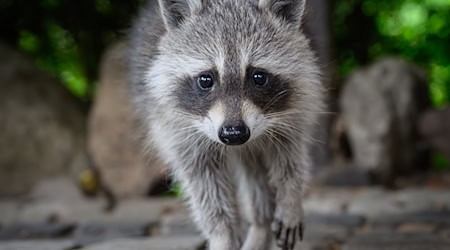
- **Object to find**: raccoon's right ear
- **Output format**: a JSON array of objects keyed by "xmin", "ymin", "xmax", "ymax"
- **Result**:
[
  {"xmin": 258, "ymin": 0, "xmax": 306, "ymax": 29},
  {"xmin": 158, "ymin": 0, "xmax": 204, "ymax": 30}
]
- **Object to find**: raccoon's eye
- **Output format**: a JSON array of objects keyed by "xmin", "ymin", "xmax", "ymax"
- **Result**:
[
  {"xmin": 252, "ymin": 71, "xmax": 269, "ymax": 87},
  {"xmin": 196, "ymin": 73, "xmax": 215, "ymax": 90}
]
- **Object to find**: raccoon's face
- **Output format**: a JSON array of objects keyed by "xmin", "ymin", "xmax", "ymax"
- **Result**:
[
  {"xmin": 147, "ymin": 0, "xmax": 320, "ymax": 146},
  {"xmin": 178, "ymin": 66, "xmax": 292, "ymax": 146}
]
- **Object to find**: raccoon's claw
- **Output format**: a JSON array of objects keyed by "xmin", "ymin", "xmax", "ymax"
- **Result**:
[{"xmin": 271, "ymin": 220, "xmax": 303, "ymax": 250}]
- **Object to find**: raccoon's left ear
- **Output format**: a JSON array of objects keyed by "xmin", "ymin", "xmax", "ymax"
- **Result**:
[
  {"xmin": 258, "ymin": 0, "xmax": 306, "ymax": 29},
  {"xmin": 158, "ymin": 0, "xmax": 204, "ymax": 30}
]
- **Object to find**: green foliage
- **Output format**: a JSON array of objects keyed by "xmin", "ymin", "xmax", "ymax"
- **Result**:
[
  {"xmin": 169, "ymin": 182, "xmax": 183, "ymax": 197},
  {"xmin": 1, "ymin": 0, "xmax": 145, "ymax": 99},
  {"xmin": 19, "ymin": 24, "xmax": 89, "ymax": 98},
  {"xmin": 432, "ymin": 152, "xmax": 450, "ymax": 170},
  {"xmin": 334, "ymin": 0, "xmax": 450, "ymax": 107},
  {"xmin": 2, "ymin": 0, "xmax": 449, "ymax": 107}
]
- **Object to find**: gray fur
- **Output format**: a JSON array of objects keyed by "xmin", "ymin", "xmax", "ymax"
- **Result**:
[{"xmin": 128, "ymin": 0, "xmax": 324, "ymax": 249}]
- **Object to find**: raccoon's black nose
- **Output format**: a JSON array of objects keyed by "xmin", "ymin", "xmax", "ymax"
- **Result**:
[{"xmin": 219, "ymin": 124, "xmax": 250, "ymax": 146}]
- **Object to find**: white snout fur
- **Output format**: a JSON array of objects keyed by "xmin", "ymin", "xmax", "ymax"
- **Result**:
[
  {"xmin": 196, "ymin": 101, "xmax": 226, "ymax": 143},
  {"xmin": 197, "ymin": 99, "xmax": 269, "ymax": 145},
  {"xmin": 242, "ymin": 100, "xmax": 269, "ymax": 140}
]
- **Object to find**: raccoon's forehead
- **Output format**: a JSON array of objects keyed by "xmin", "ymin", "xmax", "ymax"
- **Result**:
[{"xmin": 157, "ymin": 2, "xmax": 310, "ymax": 77}]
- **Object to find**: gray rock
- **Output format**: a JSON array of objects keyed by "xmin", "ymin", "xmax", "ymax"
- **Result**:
[
  {"xmin": 81, "ymin": 236, "xmax": 205, "ymax": 250},
  {"xmin": 343, "ymin": 232, "xmax": 450, "ymax": 250},
  {"xmin": 304, "ymin": 187, "xmax": 450, "ymax": 220},
  {"xmin": 0, "ymin": 178, "xmax": 91, "ymax": 226},
  {"xmin": 303, "ymin": 224, "xmax": 350, "ymax": 245},
  {"xmin": 419, "ymin": 106, "xmax": 450, "ymax": 162},
  {"xmin": 0, "ymin": 223, "xmax": 74, "ymax": 240},
  {"xmin": 441, "ymin": 229, "xmax": 450, "ymax": 239},
  {"xmin": 0, "ymin": 201, "xmax": 21, "ymax": 225},
  {"xmin": 0, "ymin": 44, "xmax": 88, "ymax": 196},
  {"xmin": 347, "ymin": 188, "xmax": 450, "ymax": 218},
  {"xmin": 347, "ymin": 188, "xmax": 412, "ymax": 217},
  {"xmin": 103, "ymin": 199, "xmax": 184, "ymax": 224},
  {"xmin": 159, "ymin": 212, "xmax": 200, "ymax": 236},
  {"xmin": 305, "ymin": 213, "xmax": 365, "ymax": 228},
  {"xmin": 0, "ymin": 240, "xmax": 75, "ymax": 250},
  {"xmin": 339, "ymin": 58, "xmax": 430, "ymax": 183},
  {"xmin": 344, "ymin": 243, "xmax": 450, "ymax": 250},
  {"xmin": 313, "ymin": 164, "xmax": 372, "ymax": 187},
  {"xmin": 371, "ymin": 211, "xmax": 450, "ymax": 228},
  {"xmin": 18, "ymin": 199, "xmax": 104, "ymax": 224},
  {"xmin": 73, "ymin": 222, "xmax": 151, "ymax": 245},
  {"xmin": 17, "ymin": 197, "xmax": 182, "ymax": 224},
  {"xmin": 304, "ymin": 188, "xmax": 355, "ymax": 214},
  {"xmin": 271, "ymin": 241, "xmax": 315, "ymax": 250},
  {"xmin": 88, "ymin": 41, "xmax": 168, "ymax": 199},
  {"xmin": 272, "ymin": 224, "xmax": 348, "ymax": 250},
  {"xmin": 29, "ymin": 178, "xmax": 85, "ymax": 202}
]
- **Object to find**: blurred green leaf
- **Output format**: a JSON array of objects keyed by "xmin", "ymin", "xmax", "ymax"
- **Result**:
[
  {"xmin": 432, "ymin": 152, "xmax": 450, "ymax": 170},
  {"xmin": 4, "ymin": 0, "xmax": 450, "ymax": 107},
  {"xmin": 169, "ymin": 182, "xmax": 183, "ymax": 197},
  {"xmin": 18, "ymin": 31, "xmax": 40, "ymax": 53},
  {"xmin": 335, "ymin": 0, "xmax": 450, "ymax": 107}
]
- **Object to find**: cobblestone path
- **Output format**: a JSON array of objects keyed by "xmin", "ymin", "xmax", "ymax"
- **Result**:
[{"xmin": 0, "ymin": 178, "xmax": 449, "ymax": 250}]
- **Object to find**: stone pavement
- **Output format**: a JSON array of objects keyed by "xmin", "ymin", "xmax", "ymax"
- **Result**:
[{"xmin": 0, "ymin": 177, "xmax": 449, "ymax": 250}]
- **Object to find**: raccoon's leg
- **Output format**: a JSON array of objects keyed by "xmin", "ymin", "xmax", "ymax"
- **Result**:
[
  {"xmin": 270, "ymin": 153, "xmax": 309, "ymax": 250},
  {"xmin": 175, "ymin": 155, "xmax": 241, "ymax": 250},
  {"xmin": 239, "ymin": 155, "xmax": 274, "ymax": 250}
]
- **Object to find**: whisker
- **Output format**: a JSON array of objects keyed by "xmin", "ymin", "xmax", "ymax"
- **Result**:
[
  {"xmin": 265, "ymin": 110, "xmax": 335, "ymax": 119},
  {"xmin": 270, "ymin": 121, "xmax": 325, "ymax": 145},
  {"xmin": 262, "ymin": 89, "xmax": 289, "ymax": 112},
  {"xmin": 265, "ymin": 128, "xmax": 288, "ymax": 153}
]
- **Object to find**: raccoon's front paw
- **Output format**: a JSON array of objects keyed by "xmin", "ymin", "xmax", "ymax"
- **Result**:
[{"xmin": 271, "ymin": 218, "xmax": 303, "ymax": 250}]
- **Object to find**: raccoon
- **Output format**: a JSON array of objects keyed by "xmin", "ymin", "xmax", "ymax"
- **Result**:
[{"xmin": 128, "ymin": 0, "xmax": 324, "ymax": 249}]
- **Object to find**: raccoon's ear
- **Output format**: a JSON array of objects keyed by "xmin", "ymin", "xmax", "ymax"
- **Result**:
[
  {"xmin": 258, "ymin": 0, "xmax": 306, "ymax": 28},
  {"xmin": 158, "ymin": 0, "xmax": 204, "ymax": 30}
]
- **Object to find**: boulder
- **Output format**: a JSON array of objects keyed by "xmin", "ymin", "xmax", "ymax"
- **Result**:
[
  {"xmin": 419, "ymin": 107, "xmax": 450, "ymax": 162},
  {"xmin": 0, "ymin": 44, "xmax": 88, "ymax": 196},
  {"xmin": 339, "ymin": 58, "xmax": 430, "ymax": 183},
  {"xmin": 88, "ymin": 41, "xmax": 168, "ymax": 199}
]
